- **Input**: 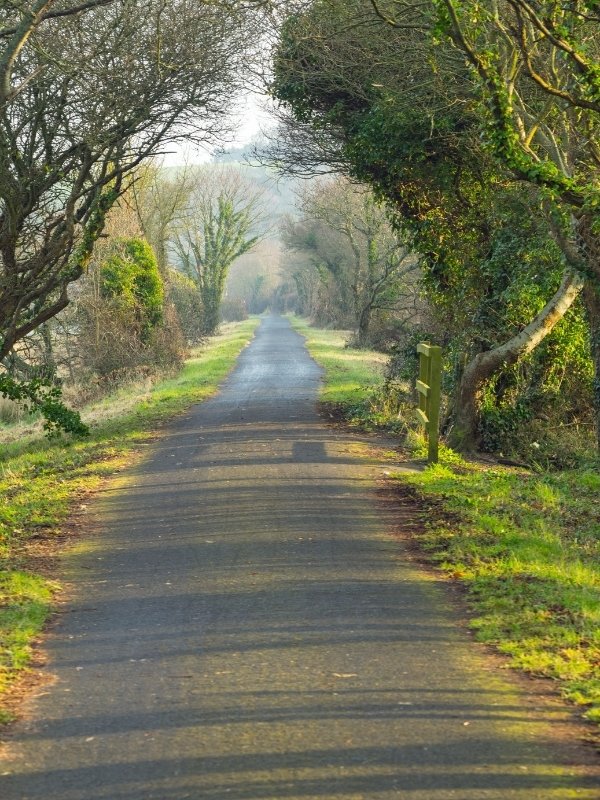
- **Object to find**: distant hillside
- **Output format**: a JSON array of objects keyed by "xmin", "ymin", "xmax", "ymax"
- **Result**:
[{"xmin": 213, "ymin": 140, "xmax": 299, "ymax": 222}]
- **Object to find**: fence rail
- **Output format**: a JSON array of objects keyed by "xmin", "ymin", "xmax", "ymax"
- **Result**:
[{"xmin": 415, "ymin": 343, "xmax": 442, "ymax": 464}]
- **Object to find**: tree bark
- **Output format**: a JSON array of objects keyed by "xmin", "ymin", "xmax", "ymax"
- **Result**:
[
  {"xmin": 577, "ymin": 216, "xmax": 600, "ymax": 450},
  {"xmin": 449, "ymin": 267, "xmax": 584, "ymax": 451},
  {"xmin": 356, "ymin": 304, "xmax": 372, "ymax": 347}
]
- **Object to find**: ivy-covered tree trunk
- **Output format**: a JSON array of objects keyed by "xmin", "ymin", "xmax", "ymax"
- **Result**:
[
  {"xmin": 450, "ymin": 269, "xmax": 584, "ymax": 451},
  {"xmin": 173, "ymin": 176, "xmax": 263, "ymax": 337},
  {"xmin": 578, "ymin": 217, "xmax": 600, "ymax": 450},
  {"xmin": 200, "ymin": 281, "xmax": 224, "ymax": 336}
]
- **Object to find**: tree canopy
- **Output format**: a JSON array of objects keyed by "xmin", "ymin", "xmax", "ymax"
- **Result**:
[
  {"xmin": 267, "ymin": 0, "xmax": 597, "ymax": 449},
  {"xmin": 0, "ymin": 0, "xmax": 259, "ymax": 362}
]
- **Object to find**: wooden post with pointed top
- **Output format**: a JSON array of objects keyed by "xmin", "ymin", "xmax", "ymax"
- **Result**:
[{"xmin": 415, "ymin": 343, "xmax": 442, "ymax": 464}]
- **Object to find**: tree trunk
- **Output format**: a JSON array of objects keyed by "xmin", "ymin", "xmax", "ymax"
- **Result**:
[
  {"xmin": 202, "ymin": 301, "xmax": 220, "ymax": 336},
  {"xmin": 40, "ymin": 323, "xmax": 56, "ymax": 380},
  {"xmin": 578, "ymin": 216, "xmax": 600, "ymax": 450},
  {"xmin": 201, "ymin": 285, "xmax": 221, "ymax": 336},
  {"xmin": 449, "ymin": 268, "xmax": 584, "ymax": 451},
  {"xmin": 356, "ymin": 304, "xmax": 372, "ymax": 347}
]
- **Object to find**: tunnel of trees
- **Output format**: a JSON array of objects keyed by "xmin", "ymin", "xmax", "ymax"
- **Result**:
[{"xmin": 0, "ymin": 0, "xmax": 598, "ymax": 465}]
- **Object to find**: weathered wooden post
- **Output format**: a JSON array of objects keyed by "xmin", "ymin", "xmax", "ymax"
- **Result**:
[{"xmin": 415, "ymin": 343, "xmax": 442, "ymax": 464}]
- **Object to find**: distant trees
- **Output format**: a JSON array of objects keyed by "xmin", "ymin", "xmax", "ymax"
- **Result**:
[
  {"xmin": 167, "ymin": 271, "xmax": 207, "ymax": 345},
  {"xmin": 173, "ymin": 167, "xmax": 266, "ymax": 335},
  {"xmin": 133, "ymin": 164, "xmax": 196, "ymax": 276},
  {"xmin": 284, "ymin": 177, "xmax": 420, "ymax": 346},
  {"xmin": 226, "ymin": 239, "xmax": 283, "ymax": 316}
]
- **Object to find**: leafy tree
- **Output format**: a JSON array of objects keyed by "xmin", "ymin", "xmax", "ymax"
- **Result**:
[
  {"xmin": 268, "ymin": 0, "xmax": 590, "ymax": 449},
  {"xmin": 174, "ymin": 167, "xmax": 266, "ymax": 334},
  {"xmin": 369, "ymin": 0, "xmax": 600, "ymax": 442}
]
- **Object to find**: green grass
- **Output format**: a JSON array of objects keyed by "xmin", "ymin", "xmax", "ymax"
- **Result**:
[
  {"xmin": 400, "ymin": 456, "xmax": 600, "ymax": 724},
  {"xmin": 0, "ymin": 318, "xmax": 260, "ymax": 715},
  {"xmin": 288, "ymin": 316, "xmax": 388, "ymax": 412},
  {"xmin": 294, "ymin": 317, "xmax": 600, "ymax": 727}
]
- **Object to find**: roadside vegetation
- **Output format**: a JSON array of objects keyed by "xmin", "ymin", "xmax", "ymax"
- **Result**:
[
  {"xmin": 265, "ymin": 0, "xmax": 598, "ymax": 461},
  {"xmin": 1, "ymin": 0, "xmax": 599, "ymax": 736},
  {"xmin": 295, "ymin": 316, "xmax": 600, "ymax": 729},
  {"xmin": 0, "ymin": 318, "xmax": 259, "ymax": 723},
  {"xmin": 289, "ymin": 317, "xmax": 387, "ymax": 411}
]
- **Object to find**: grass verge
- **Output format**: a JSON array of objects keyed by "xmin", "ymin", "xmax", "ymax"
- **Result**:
[
  {"xmin": 288, "ymin": 316, "xmax": 388, "ymax": 413},
  {"xmin": 399, "ymin": 456, "xmax": 600, "ymax": 726},
  {"xmin": 0, "ymin": 318, "xmax": 260, "ymax": 721},
  {"xmin": 294, "ymin": 316, "xmax": 600, "ymax": 728}
]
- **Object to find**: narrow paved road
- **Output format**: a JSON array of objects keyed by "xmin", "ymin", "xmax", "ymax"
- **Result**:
[{"xmin": 2, "ymin": 315, "xmax": 598, "ymax": 799}]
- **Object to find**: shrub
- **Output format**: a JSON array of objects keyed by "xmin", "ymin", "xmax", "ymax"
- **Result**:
[
  {"xmin": 220, "ymin": 298, "xmax": 248, "ymax": 323},
  {"xmin": 167, "ymin": 270, "xmax": 206, "ymax": 344},
  {"xmin": 100, "ymin": 238, "xmax": 164, "ymax": 340}
]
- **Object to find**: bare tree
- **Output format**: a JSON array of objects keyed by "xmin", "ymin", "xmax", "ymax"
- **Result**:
[
  {"xmin": 133, "ymin": 162, "xmax": 196, "ymax": 275},
  {"xmin": 288, "ymin": 177, "xmax": 420, "ymax": 345},
  {"xmin": 0, "ymin": 0, "xmax": 260, "ymax": 363}
]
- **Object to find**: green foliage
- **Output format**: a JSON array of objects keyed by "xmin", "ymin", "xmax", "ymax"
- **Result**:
[
  {"xmin": 289, "ymin": 315, "xmax": 406, "ymax": 431},
  {"xmin": 272, "ymin": 2, "xmax": 595, "ymax": 456},
  {"xmin": 275, "ymin": 3, "xmax": 538, "ymax": 323},
  {"xmin": 100, "ymin": 238, "xmax": 164, "ymax": 339},
  {"xmin": 78, "ymin": 238, "xmax": 183, "ymax": 381},
  {"xmin": 429, "ymin": 0, "xmax": 600, "ymax": 220},
  {"xmin": 0, "ymin": 374, "xmax": 88, "ymax": 437},
  {"xmin": 0, "ymin": 571, "xmax": 57, "ymax": 697},
  {"xmin": 478, "ymin": 300, "xmax": 594, "ymax": 462}
]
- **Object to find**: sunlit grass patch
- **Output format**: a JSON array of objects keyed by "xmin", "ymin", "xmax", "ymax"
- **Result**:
[
  {"xmin": 398, "ymin": 459, "xmax": 600, "ymax": 724},
  {"xmin": 288, "ymin": 316, "xmax": 387, "ymax": 411},
  {"xmin": 0, "ymin": 572, "xmax": 57, "ymax": 686},
  {"xmin": 0, "ymin": 318, "xmax": 259, "ymax": 716}
]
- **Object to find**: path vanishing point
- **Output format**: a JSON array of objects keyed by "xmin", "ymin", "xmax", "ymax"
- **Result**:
[{"xmin": 1, "ymin": 315, "xmax": 598, "ymax": 799}]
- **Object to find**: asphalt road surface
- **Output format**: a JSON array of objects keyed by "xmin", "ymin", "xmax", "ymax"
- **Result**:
[{"xmin": 2, "ymin": 315, "xmax": 598, "ymax": 799}]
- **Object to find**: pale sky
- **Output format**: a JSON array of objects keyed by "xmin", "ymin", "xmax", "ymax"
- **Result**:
[{"xmin": 163, "ymin": 92, "xmax": 276, "ymax": 166}]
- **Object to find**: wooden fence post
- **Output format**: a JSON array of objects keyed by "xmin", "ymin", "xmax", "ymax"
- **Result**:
[{"xmin": 415, "ymin": 343, "xmax": 442, "ymax": 464}]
